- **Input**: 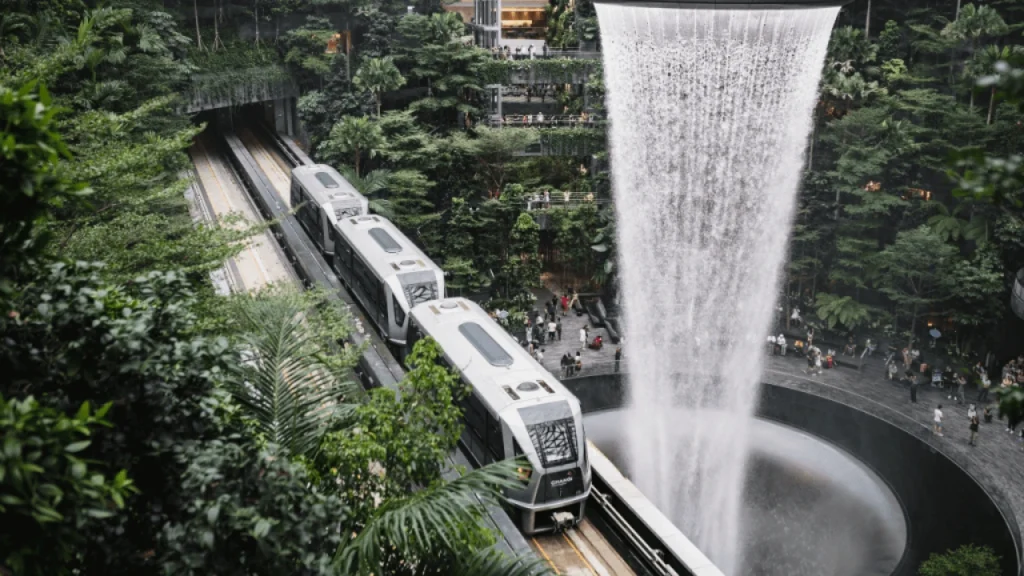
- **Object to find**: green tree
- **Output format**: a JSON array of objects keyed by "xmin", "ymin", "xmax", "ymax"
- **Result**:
[
  {"xmin": 918, "ymin": 544, "xmax": 1000, "ymax": 576},
  {"xmin": 0, "ymin": 82, "xmax": 86, "ymax": 293},
  {"xmin": 0, "ymin": 395, "xmax": 135, "ymax": 576},
  {"xmin": 354, "ymin": 56, "xmax": 406, "ymax": 116},
  {"xmin": 395, "ymin": 13, "xmax": 492, "ymax": 128},
  {"xmin": 319, "ymin": 115, "xmax": 385, "ymax": 177},
  {"xmin": 230, "ymin": 289, "xmax": 361, "ymax": 459},
  {"xmin": 337, "ymin": 166, "xmax": 396, "ymax": 217},
  {"xmin": 280, "ymin": 16, "xmax": 337, "ymax": 89},
  {"xmin": 444, "ymin": 197, "xmax": 489, "ymax": 294},
  {"xmin": 504, "ymin": 212, "xmax": 542, "ymax": 295},
  {"xmin": 873, "ymin": 226, "xmax": 957, "ymax": 347},
  {"xmin": 159, "ymin": 440, "xmax": 348, "ymax": 576},
  {"xmin": 324, "ymin": 338, "xmax": 541, "ymax": 576},
  {"xmin": 453, "ymin": 127, "xmax": 538, "ymax": 197}
]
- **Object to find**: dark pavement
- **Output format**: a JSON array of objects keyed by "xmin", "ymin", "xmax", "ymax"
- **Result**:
[{"xmin": 762, "ymin": 351, "xmax": 1024, "ymax": 542}]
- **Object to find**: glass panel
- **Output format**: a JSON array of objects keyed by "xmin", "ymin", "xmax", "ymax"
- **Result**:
[
  {"xmin": 458, "ymin": 322, "xmax": 513, "ymax": 367},
  {"xmin": 393, "ymin": 295, "xmax": 407, "ymax": 328},
  {"xmin": 315, "ymin": 171, "xmax": 339, "ymax": 188},
  {"xmin": 368, "ymin": 228, "xmax": 402, "ymax": 253},
  {"xmin": 526, "ymin": 417, "xmax": 578, "ymax": 468}
]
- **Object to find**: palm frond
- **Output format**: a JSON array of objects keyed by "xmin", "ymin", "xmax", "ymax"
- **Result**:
[
  {"xmin": 452, "ymin": 546, "xmax": 553, "ymax": 576},
  {"xmin": 232, "ymin": 294, "xmax": 354, "ymax": 458},
  {"xmin": 336, "ymin": 460, "xmax": 525, "ymax": 574}
]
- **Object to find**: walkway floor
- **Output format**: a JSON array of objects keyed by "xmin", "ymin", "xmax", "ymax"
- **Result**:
[
  {"xmin": 531, "ymin": 283, "xmax": 623, "ymax": 378},
  {"xmin": 762, "ymin": 352, "xmax": 1024, "ymax": 542}
]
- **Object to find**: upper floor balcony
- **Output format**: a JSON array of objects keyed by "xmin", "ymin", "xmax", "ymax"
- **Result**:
[{"xmin": 486, "ymin": 113, "xmax": 605, "ymax": 128}]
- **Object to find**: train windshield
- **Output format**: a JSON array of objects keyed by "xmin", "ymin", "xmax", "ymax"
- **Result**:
[
  {"xmin": 518, "ymin": 401, "xmax": 578, "ymax": 468},
  {"xmin": 399, "ymin": 271, "xmax": 438, "ymax": 307}
]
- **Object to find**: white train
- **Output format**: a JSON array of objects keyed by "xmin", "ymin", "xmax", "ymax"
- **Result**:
[
  {"xmin": 288, "ymin": 168, "xmax": 590, "ymax": 534},
  {"xmin": 407, "ymin": 298, "xmax": 591, "ymax": 534},
  {"xmin": 290, "ymin": 164, "xmax": 368, "ymax": 255},
  {"xmin": 330, "ymin": 214, "xmax": 444, "ymax": 345}
]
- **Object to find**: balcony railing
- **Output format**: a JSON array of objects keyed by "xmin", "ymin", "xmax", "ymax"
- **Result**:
[
  {"xmin": 524, "ymin": 191, "xmax": 610, "ymax": 210},
  {"xmin": 488, "ymin": 114, "xmax": 604, "ymax": 128}
]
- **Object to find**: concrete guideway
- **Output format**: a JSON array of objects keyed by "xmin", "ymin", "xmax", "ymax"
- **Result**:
[
  {"xmin": 189, "ymin": 135, "xmax": 296, "ymax": 292},
  {"xmin": 531, "ymin": 519, "xmax": 637, "ymax": 576},
  {"xmin": 237, "ymin": 125, "xmax": 293, "ymax": 202}
]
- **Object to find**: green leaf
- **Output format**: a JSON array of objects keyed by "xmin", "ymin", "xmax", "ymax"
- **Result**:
[
  {"xmin": 253, "ymin": 518, "xmax": 272, "ymax": 539},
  {"xmin": 65, "ymin": 440, "xmax": 91, "ymax": 453}
]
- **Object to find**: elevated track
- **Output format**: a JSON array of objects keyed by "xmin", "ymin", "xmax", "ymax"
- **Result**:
[{"xmin": 193, "ymin": 115, "xmax": 718, "ymax": 576}]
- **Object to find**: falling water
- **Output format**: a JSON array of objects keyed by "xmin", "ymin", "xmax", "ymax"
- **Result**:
[{"xmin": 595, "ymin": 5, "xmax": 839, "ymax": 574}]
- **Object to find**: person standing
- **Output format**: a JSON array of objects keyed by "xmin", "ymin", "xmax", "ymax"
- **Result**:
[
  {"xmin": 615, "ymin": 347, "xmax": 622, "ymax": 373},
  {"xmin": 575, "ymin": 351, "xmax": 582, "ymax": 373},
  {"xmin": 978, "ymin": 372, "xmax": 992, "ymax": 402},
  {"xmin": 860, "ymin": 338, "xmax": 876, "ymax": 359},
  {"xmin": 547, "ymin": 319, "xmax": 556, "ymax": 342},
  {"xmin": 777, "ymin": 334, "xmax": 786, "ymax": 356},
  {"xmin": 560, "ymin": 294, "xmax": 569, "ymax": 315},
  {"xmin": 969, "ymin": 414, "xmax": 980, "ymax": 447},
  {"xmin": 933, "ymin": 404, "xmax": 944, "ymax": 437},
  {"xmin": 579, "ymin": 326, "xmax": 588, "ymax": 350},
  {"xmin": 556, "ymin": 317, "xmax": 562, "ymax": 341},
  {"xmin": 909, "ymin": 373, "xmax": 919, "ymax": 403},
  {"xmin": 806, "ymin": 327, "xmax": 815, "ymax": 349}
]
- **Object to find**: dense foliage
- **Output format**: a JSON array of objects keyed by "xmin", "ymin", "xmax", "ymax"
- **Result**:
[
  {"xmin": 1, "ymin": 2, "xmax": 547, "ymax": 575},
  {"xmin": 788, "ymin": 3, "xmax": 1024, "ymax": 365}
]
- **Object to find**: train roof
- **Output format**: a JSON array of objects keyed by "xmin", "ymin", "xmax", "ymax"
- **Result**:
[
  {"xmin": 291, "ymin": 164, "xmax": 365, "ymax": 207},
  {"xmin": 334, "ymin": 214, "xmax": 442, "ymax": 286},
  {"xmin": 410, "ymin": 298, "xmax": 581, "ymax": 418}
]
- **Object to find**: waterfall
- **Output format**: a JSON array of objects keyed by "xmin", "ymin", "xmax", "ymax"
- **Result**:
[{"xmin": 595, "ymin": 5, "xmax": 839, "ymax": 573}]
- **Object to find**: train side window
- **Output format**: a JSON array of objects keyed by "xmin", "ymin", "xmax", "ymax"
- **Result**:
[
  {"xmin": 513, "ymin": 439, "xmax": 524, "ymax": 458},
  {"xmin": 392, "ymin": 295, "xmax": 406, "ymax": 328},
  {"xmin": 487, "ymin": 414, "xmax": 503, "ymax": 461}
]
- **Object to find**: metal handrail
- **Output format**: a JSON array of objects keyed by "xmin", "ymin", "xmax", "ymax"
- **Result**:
[{"xmin": 488, "ymin": 114, "xmax": 605, "ymax": 127}]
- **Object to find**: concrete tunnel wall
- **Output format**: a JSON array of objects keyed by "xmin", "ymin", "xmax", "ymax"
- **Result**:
[{"xmin": 565, "ymin": 372, "xmax": 1021, "ymax": 576}]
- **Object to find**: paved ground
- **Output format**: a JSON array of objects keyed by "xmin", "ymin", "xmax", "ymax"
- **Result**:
[
  {"xmin": 530, "ymin": 283, "xmax": 624, "ymax": 378},
  {"xmin": 761, "ymin": 351, "xmax": 1024, "ymax": 542}
]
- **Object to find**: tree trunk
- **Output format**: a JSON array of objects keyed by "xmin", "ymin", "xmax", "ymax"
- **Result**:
[
  {"xmin": 987, "ymin": 86, "xmax": 996, "ymax": 125},
  {"xmin": 969, "ymin": 88, "xmax": 974, "ymax": 111},
  {"xmin": 907, "ymin": 304, "xmax": 917, "ymax": 350},
  {"xmin": 834, "ymin": 187, "xmax": 841, "ymax": 220},
  {"xmin": 213, "ymin": 0, "xmax": 223, "ymax": 50},
  {"xmin": 864, "ymin": 0, "xmax": 871, "ymax": 38},
  {"xmin": 254, "ymin": 2, "xmax": 260, "ymax": 48},
  {"xmin": 194, "ymin": 0, "xmax": 204, "ymax": 50},
  {"xmin": 956, "ymin": 0, "xmax": 962, "ymax": 20},
  {"xmin": 355, "ymin": 149, "xmax": 361, "ymax": 177},
  {"xmin": 376, "ymin": 92, "xmax": 382, "ymax": 117}
]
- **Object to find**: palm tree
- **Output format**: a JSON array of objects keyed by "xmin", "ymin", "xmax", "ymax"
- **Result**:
[
  {"xmin": 233, "ymin": 293, "xmax": 547, "ymax": 575},
  {"xmin": 353, "ymin": 56, "xmax": 406, "ymax": 117},
  {"xmin": 337, "ymin": 166, "xmax": 396, "ymax": 218},
  {"xmin": 231, "ymin": 290, "xmax": 361, "ymax": 458},
  {"xmin": 336, "ymin": 458, "xmax": 550, "ymax": 576},
  {"xmin": 319, "ymin": 115, "xmax": 385, "ymax": 177},
  {"xmin": 969, "ymin": 44, "xmax": 1024, "ymax": 123},
  {"xmin": 942, "ymin": 4, "xmax": 1009, "ymax": 57}
]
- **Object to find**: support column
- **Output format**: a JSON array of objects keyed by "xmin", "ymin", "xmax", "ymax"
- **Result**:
[
  {"xmin": 285, "ymin": 97, "xmax": 295, "ymax": 137},
  {"xmin": 273, "ymin": 98, "xmax": 288, "ymax": 133}
]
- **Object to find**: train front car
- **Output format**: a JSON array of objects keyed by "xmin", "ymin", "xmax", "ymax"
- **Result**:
[
  {"xmin": 289, "ymin": 164, "xmax": 368, "ymax": 255},
  {"xmin": 331, "ymin": 215, "xmax": 444, "ymax": 346},
  {"xmin": 407, "ymin": 298, "xmax": 591, "ymax": 534}
]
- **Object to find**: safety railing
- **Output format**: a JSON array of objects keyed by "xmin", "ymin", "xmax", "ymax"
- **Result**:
[
  {"xmin": 487, "ymin": 114, "xmax": 605, "ymax": 127},
  {"xmin": 524, "ymin": 191, "xmax": 610, "ymax": 210}
]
